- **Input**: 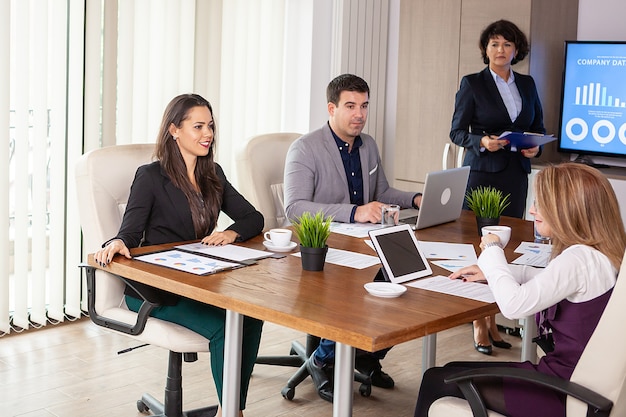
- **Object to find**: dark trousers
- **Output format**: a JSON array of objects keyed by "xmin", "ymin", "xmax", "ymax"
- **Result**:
[
  {"xmin": 313, "ymin": 338, "xmax": 391, "ymax": 366},
  {"xmin": 126, "ymin": 295, "xmax": 263, "ymax": 410},
  {"xmin": 414, "ymin": 361, "xmax": 509, "ymax": 417}
]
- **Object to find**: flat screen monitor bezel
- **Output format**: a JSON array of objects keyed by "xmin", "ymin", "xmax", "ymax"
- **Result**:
[{"xmin": 557, "ymin": 40, "xmax": 626, "ymax": 160}]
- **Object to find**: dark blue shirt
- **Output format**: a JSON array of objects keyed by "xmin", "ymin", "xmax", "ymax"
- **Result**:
[{"xmin": 329, "ymin": 124, "xmax": 362, "ymax": 222}]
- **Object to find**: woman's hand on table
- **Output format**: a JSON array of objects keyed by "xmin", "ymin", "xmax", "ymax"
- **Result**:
[{"xmin": 94, "ymin": 239, "xmax": 131, "ymax": 267}]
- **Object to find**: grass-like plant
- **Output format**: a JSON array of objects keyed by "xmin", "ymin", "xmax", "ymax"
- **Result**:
[
  {"xmin": 291, "ymin": 210, "xmax": 333, "ymax": 248},
  {"xmin": 465, "ymin": 186, "xmax": 511, "ymax": 219}
]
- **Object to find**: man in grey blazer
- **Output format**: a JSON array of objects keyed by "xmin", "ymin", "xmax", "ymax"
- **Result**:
[{"xmin": 284, "ymin": 74, "xmax": 422, "ymax": 403}]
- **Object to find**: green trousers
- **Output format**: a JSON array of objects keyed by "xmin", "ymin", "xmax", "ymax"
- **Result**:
[{"xmin": 126, "ymin": 295, "xmax": 264, "ymax": 409}]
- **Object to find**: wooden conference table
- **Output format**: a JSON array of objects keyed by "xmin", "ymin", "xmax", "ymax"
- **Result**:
[{"xmin": 86, "ymin": 210, "xmax": 534, "ymax": 417}]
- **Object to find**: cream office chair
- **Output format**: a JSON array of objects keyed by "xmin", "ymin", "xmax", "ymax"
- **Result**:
[
  {"xmin": 442, "ymin": 142, "xmax": 465, "ymax": 170},
  {"xmin": 75, "ymin": 144, "xmax": 217, "ymax": 417},
  {"xmin": 236, "ymin": 132, "xmax": 302, "ymax": 231},
  {"xmin": 429, "ymin": 250, "xmax": 626, "ymax": 417},
  {"xmin": 237, "ymin": 132, "xmax": 372, "ymax": 400}
]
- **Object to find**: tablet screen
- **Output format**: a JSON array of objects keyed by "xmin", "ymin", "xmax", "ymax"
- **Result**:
[{"xmin": 369, "ymin": 224, "xmax": 432, "ymax": 284}]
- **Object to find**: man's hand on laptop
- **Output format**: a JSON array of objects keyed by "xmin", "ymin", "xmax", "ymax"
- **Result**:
[
  {"xmin": 413, "ymin": 194, "xmax": 422, "ymax": 209},
  {"xmin": 355, "ymin": 201, "xmax": 387, "ymax": 224}
]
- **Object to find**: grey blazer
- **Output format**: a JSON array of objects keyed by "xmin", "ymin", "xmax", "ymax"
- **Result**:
[{"xmin": 284, "ymin": 123, "xmax": 415, "ymax": 224}]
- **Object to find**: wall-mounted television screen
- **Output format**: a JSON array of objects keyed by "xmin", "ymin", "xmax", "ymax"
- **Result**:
[{"xmin": 558, "ymin": 41, "xmax": 626, "ymax": 160}]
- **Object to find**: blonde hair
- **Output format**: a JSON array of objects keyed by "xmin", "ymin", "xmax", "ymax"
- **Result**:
[{"xmin": 535, "ymin": 163, "xmax": 626, "ymax": 270}]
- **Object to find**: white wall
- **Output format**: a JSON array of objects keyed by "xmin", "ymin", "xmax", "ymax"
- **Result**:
[{"xmin": 578, "ymin": 0, "xmax": 626, "ymax": 40}]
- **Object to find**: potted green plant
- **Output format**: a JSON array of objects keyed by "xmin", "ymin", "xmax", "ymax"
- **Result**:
[
  {"xmin": 292, "ymin": 210, "xmax": 333, "ymax": 271},
  {"xmin": 465, "ymin": 186, "xmax": 511, "ymax": 235}
]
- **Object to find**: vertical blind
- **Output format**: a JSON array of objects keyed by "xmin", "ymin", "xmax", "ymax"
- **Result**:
[
  {"xmin": 1, "ymin": 0, "xmax": 83, "ymax": 334},
  {"xmin": 1, "ymin": 0, "xmax": 392, "ymax": 335}
]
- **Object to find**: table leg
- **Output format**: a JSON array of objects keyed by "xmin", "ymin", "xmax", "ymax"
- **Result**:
[
  {"xmin": 421, "ymin": 333, "xmax": 437, "ymax": 373},
  {"xmin": 521, "ymin": 315, "xmax": 538, "ymax": 363},
  {"xmin": 333, "ymin": 342, "xmax": 355, "ymax": 417},
  {"xmin": 223, "ymin": 310, "xmax": 243, "ymax": 417}
]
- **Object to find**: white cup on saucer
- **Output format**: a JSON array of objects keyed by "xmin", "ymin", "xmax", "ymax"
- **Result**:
[
  {"xmin": 481, "ymin": 225, "xmax": 511, "ymax": 248},
  {"xmin": 264, "ymin": 228, "xmax": 292, "ymax": 247}
]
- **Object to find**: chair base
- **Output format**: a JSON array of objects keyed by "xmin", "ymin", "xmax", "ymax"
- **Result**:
[
  {"xmin": 255, "ymin": 335, "xmax": 372, "ymax": 401},
  {"xmin": 136, "ymin": 350, "xmax": 219, "ymax": 417},
  {"xmin": 137, "ymin": 394, "xmax": 219, "ymax": 417}
]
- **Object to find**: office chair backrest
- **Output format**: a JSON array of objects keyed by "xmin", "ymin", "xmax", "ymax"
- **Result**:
[
  {"xmin": 567, "ymin": 249, "xmax": 626, "ymax": 416},
  {"xmin": 237, "ymin": 132, "xmax": 301, "ymax": 231},
  {"xmin": 429, "ymin": 249, "xmax": 626, "ymax": 417},
  {"xmin": 75, "ymin": 144, "xmax": 154, "ymax": 314}
]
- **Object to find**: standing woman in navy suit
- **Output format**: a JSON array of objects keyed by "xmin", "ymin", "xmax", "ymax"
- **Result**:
[
  {"xmin": 450, "ymin": 20, "xmax": 545, "ymax": 355},
  {"xmin": 93, "ymin": 94, "xmax": 264, "ymax": 417}
]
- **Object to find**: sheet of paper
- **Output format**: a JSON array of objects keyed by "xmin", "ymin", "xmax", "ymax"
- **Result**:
[
  {"xmin": 406, "ymin": 275, "xmax": 495, "ymax": 303},
  {"xmin": 293, "ymin": 248, "xmax": 380, "ymax": 270},
  {"xmin": 175, "ymin": 242, "xmax": 269, "ymax": 262},
  {"xmin": 512, "ymin": 252, "xmax": 551, "ymax": 268},
  {"xmin": 417, "ymin": 241, "xmax": 478, "ymax": 262},
  {"xmin": 135, "ymin": 249, "xmax": 240, "ymax": 275},
  {"xmin": 514, "ymin": 241, "xmax": 552, "ymax": 255},
  {"xmin": 330, "ymin": 222, "xmax": 382, "ymax": 238},
  {"xmin": 431, "ymin": 259, "xmax": 474, "ymax": 273},
  {"xmin": 512, "ymin": 241, "xmax": 552, "ymax": 267}
]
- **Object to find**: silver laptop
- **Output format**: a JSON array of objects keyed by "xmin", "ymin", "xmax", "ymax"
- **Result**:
[{"xmin": 398, "ymin": 166, "xmax": 470, "ymax": 230}]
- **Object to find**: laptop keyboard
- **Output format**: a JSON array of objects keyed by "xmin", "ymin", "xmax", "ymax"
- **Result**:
[{"xmin": 400, "ymin": 216, "xmax": 418, "ymax": 225}]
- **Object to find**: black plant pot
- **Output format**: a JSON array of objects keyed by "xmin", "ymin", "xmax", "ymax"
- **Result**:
[
  {"xmin": 300, "ymin": 245, "xmax": 329, "ymax": 271},
  {"xmin": 476, "ymin": 216, "xmax": 500, "ymax": 236}
]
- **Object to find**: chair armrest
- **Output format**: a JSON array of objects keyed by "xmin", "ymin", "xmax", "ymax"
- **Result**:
[
  {"xmin": 79, "ymin": 264, "xmax": 158, "ymax": 335},
  {"xmin": 444, "ymin": 367, "xmax": 613, "ymax": 417}
]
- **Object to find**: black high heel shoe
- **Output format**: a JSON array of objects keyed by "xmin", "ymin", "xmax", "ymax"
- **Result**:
[
  {"xmin": 474, "ymin": 342, "xmax": 493, "ymax": 355},
  {"xmin": 489, "ymin": 333, "xmax": 512, "ymax": 349},
  {"xmin": 472, "ymin": 325, "xmax": 492, "ymax": 355}
]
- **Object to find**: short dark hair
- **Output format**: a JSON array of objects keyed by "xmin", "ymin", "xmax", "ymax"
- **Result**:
[
  {"xmin": 326, "ymin": 74, "xmax": 370, "ymax": 104},
  {"xmin": 479, "ymin": 19, "xmax": 529, "ymax": 65}
]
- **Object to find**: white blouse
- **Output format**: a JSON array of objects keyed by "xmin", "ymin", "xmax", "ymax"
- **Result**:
[{"xmin": 477, "ymin": 244, "xmax": 617, "ymax": 319}]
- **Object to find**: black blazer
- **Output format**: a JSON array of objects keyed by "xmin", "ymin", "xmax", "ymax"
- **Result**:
[
  {"xmin": 450, "ymin": 67, "xmax": 545, "ymax": 174},
  {"xmin": 111, "ymin": 161, "xmax": 264, "ymax": 305}
]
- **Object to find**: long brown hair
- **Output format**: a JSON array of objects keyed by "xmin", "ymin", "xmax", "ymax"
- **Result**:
[
  {"xmin": 535, "ymin": 163, "xmax": 626, "ymax": 270},
  {"xmin": 154, "ymin": 94, "xmax": 223, "ymax": 238}
]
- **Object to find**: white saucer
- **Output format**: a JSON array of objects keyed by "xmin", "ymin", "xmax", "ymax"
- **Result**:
[
  {"xmin": 262, "ymin": 240, "xmax": 297, "ymax": 253},
  {"xmin": 364, "ymin": 282, "xmax": 407, "ymax": 298}
]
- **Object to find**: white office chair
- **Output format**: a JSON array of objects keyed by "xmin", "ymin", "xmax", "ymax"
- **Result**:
[
  {"xmin": 236, "ymin": 132, "xmax": 302, "ymax": 231},
  {"xmin": 75, "ymin": 144, "xmax": 216, "ymax": 417},
  {"xmin": 429, "ymin": 249, "xmax": 626, "ymax": 417},
  {"xmin": 442, "ymin": 142, "xmax": 465, "ymax": 170}
]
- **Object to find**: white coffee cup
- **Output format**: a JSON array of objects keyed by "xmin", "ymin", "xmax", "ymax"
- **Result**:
[
  {"xmin": 481, "ymin": 225, "xmax": 511, "ymax": 248},
  {"xmin": 264, "ymin": 228, "xmax": 292, "ymax": 247}
]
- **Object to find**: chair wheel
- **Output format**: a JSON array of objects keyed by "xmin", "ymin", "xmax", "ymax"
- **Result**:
[
  {"xmin": 136, "ymin": 399, "xmax": 149, "ymax": 413},
  {"xmin": 359, "ymin": 383, "xmax": 371, "ymax": 397},
  {"xmin": 281, "ymin": 386, "xmax": 295, "ymax": 400}
]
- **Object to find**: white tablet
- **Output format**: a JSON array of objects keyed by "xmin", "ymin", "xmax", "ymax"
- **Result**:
[{"xmin": 368, "ymin": 224, "xmax": 432, "ymax": 284}]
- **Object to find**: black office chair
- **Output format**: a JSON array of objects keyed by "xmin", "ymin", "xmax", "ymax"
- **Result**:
[
  {"xmin": 237, "ymin": 133, "xmax": 372, "ymax": 400},
  {"xmin": 256, "ymin": 335, "xmax": 372, "ymax": 399}
]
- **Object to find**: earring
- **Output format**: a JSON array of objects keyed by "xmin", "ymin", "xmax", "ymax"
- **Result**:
[{"xmin": 172, "ymin": 135, "xmax": 178, "ymax": 141}]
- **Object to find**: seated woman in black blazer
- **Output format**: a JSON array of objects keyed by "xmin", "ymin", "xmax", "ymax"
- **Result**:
[{"xmin": 94, "ymin": 93, "xmax": 264, "ymax": 417}]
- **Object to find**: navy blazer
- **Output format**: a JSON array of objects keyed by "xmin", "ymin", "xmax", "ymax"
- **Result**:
[
  {"xmin": 112, "ymin": 161, "xmax": 264, "ymax": 305},
  {"xmin": 450, "ymin": 67, "xmax": 545, "ymax": 174}
]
